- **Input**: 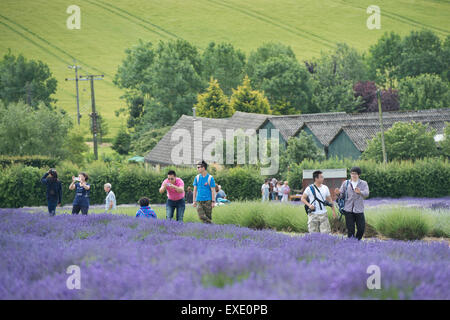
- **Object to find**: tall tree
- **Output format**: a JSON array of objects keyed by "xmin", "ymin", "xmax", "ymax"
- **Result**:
[
  {"xmin": 0, "ymin": 51, "xmax": 57, "ymax": 108},
  {"xmin": 0, "ymin": 101, "xmax": 71, "ymax": 158},
  {"xmin": 311, "ymin": 43, "xmax": 367, "ymax": 113},
  {"xmin": 398, "ymin": 74, "xmax": 450, "ymax": 110},
  {"xmin": 368, "ymin": 30, "xmax": 446, "ymax": 85},
  {"xmin": 362, "ymin": 121, "xmax": 439, "ymax": 161},
  {"xmin": 230, "ymin": 76, "xmax": 270, "ymax": 114},
  {"xmin": 367, "ymin": 31, "xmax": 403, "ymax": 86},
  {"xmin": 114, "ymin": 39, "xmax": 205, "ymax": 129},
  {"xmin": 251, "ymin": 55, "xmax": 315, "ymax": 114},
  {"xmin": 195, "ymin": 78, "xmax": 234, "ymax": 118},
  {"xmin": 201, "ymin": 42, "xmax": 246, "ymax": 96},
  {"xmin": 246, "ymin": 42, "xmax": 296, "ymax": 80}
]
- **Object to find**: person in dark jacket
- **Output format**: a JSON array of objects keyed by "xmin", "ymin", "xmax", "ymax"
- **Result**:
[
  {"xmin": 69, "ymin": 172, "xmax": 91, "ymax": 215},
  {"xmin": 41, "ymin": 169, "xmax": 62, "ymax": 216},
  {"xmin": 185, "ymin": 186, "xmax": 194, "ymax": 204}
]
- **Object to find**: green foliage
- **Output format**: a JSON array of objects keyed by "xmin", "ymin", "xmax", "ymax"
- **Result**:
[
  {"xmin": 0, "ymin": 155, "xmax": 59, "ymax": 168},
  {"xmin": 246, "ymin": 42, "xmax": 296, "ymax": 80},
  {"xmin": 251, "ymin": 54, "xmax": 314, "ymax": 114},
  {"xmin": 112, "ymin": 129, "xmax": 131, "ymax": 155},
  {"xmin": 441, "ymin": 122, "xmax": 450, "ymax": 158},
  {"xmin": 194, "ymin": 78, "xmax": 234, "ymax": 118},
  {"xmin": 398, "ymin": 74, "xmax": 450, "ymax": 110},
  {"xmin": 311, "ymin": 43, "xmax": 367, "ymax": 113},
  {"xmin": 368, "ymin": 30, "xmax": 448, "ymax": 85},
  {"xmin": 286, "ymin": 157, "xmax": 450, "ymax": 198},
  {"xmin": 114, "ymin": 39, "xmax": 205, "ymax": 128},
  {"xmin": 63, "ymin": 126, "xmax": 89, "ymax": 164},
  {"xmin": 229, "ymin": 76, "xmax": 270, "ymax": 114},
  {"xmin": 0, "ymin": 101, "xmax": 72, "ymax": 158},
  {"xmin": 280, "ymin": 132, "xmax": 325, "ymax": 173},
  {"xmin": 363, "ymin": 121, "xmax": 439, "ymax": 161},
  {"xmin": 375, "ymin": 208, "xmax": 432, "ymax": 240},
  {"xmin": 130, "ymin": 126, "xmax": 171, "ymax": 156},
  {"xmin": 201, "ymin": 42, "xmax": 246, "ymax": 96},
  {"xmin": 214, "ymin": 166, "xmax": 265, "ymax": 201},
  {"xmin": 0, "ymin": 51, "xmax": 57, "ymax": 108},
  {"xmin": 212, "ymin": 201, "xmax": 308, "ymax": 232}
]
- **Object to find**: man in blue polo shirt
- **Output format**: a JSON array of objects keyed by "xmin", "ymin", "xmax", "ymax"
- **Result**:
[{"xmin": 193, "ymin": 160, "xmax": 216, "ymax": 223}]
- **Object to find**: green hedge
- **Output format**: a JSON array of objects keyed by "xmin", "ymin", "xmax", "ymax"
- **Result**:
[
  {"xmin": 287, "ymin": 157, "xmax": 450, "ymax": 198},
  {"xmin": 0, "ymin": 155, "xmax": 59, "ymax": 168},
  {"xmin": 0, "ymin": 158, "xmax": 449, "ymax": 208}
]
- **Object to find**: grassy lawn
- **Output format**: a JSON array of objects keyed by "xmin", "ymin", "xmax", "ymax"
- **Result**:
[{"xmin": 1, "ymin": 0, "xmax": 449, "ymax": 137}]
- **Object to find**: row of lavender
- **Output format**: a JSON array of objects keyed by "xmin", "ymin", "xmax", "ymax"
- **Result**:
[{"xmin": 0, "ymin": 209, "xmax": 449, "ymax": 299}]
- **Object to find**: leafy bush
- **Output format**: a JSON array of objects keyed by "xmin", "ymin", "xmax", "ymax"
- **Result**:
[
  {"xmin": 1, "ymin": 158, "xmax": 449, "ymax": 208},
  {"xmin": 286, "ymin": 157, "xmax": 450, "ymax": 198},
  {"xmin": 362, "ymin": 121, "xmax": 439, "ymax": 162},
  {"xmin": 398, "ymin": 74, "xmax": 450, "ymax": 110},
  {"xmin": 112, "ymin": 129, "xmax": 131, "ymax": 155},
  {"xmin": 0, "ymin": 155, "xmax": 59, "ymax": 168},
  {"xmin": 374, "ymin": 208, "xmax": 432, "ymax": 240}
]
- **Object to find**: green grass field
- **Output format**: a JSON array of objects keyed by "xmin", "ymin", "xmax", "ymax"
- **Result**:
[{"xmin": 1, "ymin": 0, "xmax": 449, "ymax": 138}]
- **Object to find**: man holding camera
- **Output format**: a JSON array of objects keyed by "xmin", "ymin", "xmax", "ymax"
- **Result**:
[
  {"xmin": 159, "ymin": 170, "xmax": 185, "ymax": 222},
  {"xmin": 301, "ymin": 170, "xmax": 336, "ymax": 234},
  {"xmin": 335, "ymin": 166, "xmax": 369, "ymax": 240}
]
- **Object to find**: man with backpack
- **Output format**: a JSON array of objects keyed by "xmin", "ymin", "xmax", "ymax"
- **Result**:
[
  {"xmin": 301, "ymin": 170, "xmax": 336, "ymax": 234},
  {"xmin": 335, "ymin": 166, "xmax": 369, "ymax": 240},
  {"xmin": 193, "ymin": 160, "xmax": 216, "ymax": 224}
]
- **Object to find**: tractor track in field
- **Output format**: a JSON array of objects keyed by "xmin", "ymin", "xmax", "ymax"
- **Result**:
[
  {"xmin": 81, "ymin": 0, "xmax": 180, "ymax": 40},
  {"xmin": 205, "ymin": 0, "xmax": 336, "ymax": 50},
  {"xmin": 0, "ymin": 19, "xmax": 72, "ymax": 66},
  {"xmin": 338, "ymin": 0, "xmax": 450, "ymax": 36},
  {"xmin": 0, "ymin": 14, "xmax": 116, "ymax": 89}
]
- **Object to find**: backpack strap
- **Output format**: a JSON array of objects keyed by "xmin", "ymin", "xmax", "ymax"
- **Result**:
[
  {"xmin": 343, "ymin": 180, "xmax": 350, "ymax": 200},
  {"xmin": 197, "ymin": 174, "xmax": 212, "ymax": 187},
  {"xmin": 308, "ymin": 185, "xmax": 322, "ymax": 210}
]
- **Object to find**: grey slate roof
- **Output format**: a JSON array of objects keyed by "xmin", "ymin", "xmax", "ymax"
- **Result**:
[
  {"xmin": 145, "ymin": 108, "xmax": 450, "ymax": 165},
  {"xmin": 281, "ymin": 108, "xmax": 450, "ymax": 148}
]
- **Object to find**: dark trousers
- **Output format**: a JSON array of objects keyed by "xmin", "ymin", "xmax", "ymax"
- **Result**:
[
  {"xmin": 47, "ymin": 199, "xmax": 57, "ymax": 216},
  {"xmin": 344, "ymin": 211, "xmax": 365, "ymax": 240},
  {"xmin": 166, "ymin": 198, "xmax": 185, "ymax": 222},
  {"xmin": 72, "ymin": 204, "xmax": 89, "ymax": 215}
]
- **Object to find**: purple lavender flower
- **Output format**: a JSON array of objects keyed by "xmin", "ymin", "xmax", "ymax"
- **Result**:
[{"xmin": 0, "ymin": 209, "xmax": 448, "ymax": 299}]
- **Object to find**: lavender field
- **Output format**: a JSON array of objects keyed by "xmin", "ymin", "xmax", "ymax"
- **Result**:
[{"xmin": 0, "ymin": 209, "xmax": 449, "ymax": 299}]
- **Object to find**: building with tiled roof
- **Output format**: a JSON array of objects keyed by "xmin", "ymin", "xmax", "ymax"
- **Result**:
[{"xmin": 145, "ymin": 108, "xmax": 450, "ymax": 165}]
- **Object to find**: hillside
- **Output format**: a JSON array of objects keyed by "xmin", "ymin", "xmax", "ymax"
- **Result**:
[{"xmin": 1, "ymin": 0, "xmax": 449, "ymax": 138}]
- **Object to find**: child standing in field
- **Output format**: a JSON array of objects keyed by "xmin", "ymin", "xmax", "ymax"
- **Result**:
[
  {"xmin": 281, "ymin": 181, "xmax": 290, "ymax": 202},
  {"xmin": 136, "ymin": 197, "xmax": 157, "ymax": 219}
]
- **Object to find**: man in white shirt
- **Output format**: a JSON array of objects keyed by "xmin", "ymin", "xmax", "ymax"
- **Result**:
[
  {"xmin": 301, "ymin": 170, "xmax": 336, "ymax": 234},
  {"xmin": 104, "ymin": 183, "xmax": 116, "ymax": 212}
]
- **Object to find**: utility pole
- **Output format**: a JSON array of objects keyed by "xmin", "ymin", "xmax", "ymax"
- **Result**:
[
  {"xmin": 65, "ymin": 61, "xmax": 82, "ymax": 124},
  {"xmin": 79, "ymin": 74, "xmax": 104, "ymax": 160},
  {"xmin": 377, "ymin": 89, "xmax": 387, "ymax": 164}
]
